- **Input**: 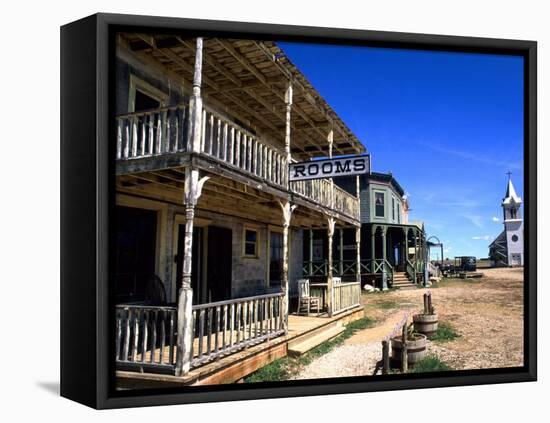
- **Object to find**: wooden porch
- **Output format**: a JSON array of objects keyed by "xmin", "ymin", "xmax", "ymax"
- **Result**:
[{"xmin": 116, "ymin": 304, "xmax": 364, "ymax": 389}]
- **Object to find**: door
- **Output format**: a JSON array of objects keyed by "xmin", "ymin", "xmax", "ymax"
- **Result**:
[
  {"xmin": 114, "ymin": 206, "xmax": 157, "ymax": 303},
  {"xmin": 207, "ymin": 226, "xmax": 232, "ymax": 302},
  {"xmin": 269, "ymin": 231, "xmax": 283, "ymax": 287}
]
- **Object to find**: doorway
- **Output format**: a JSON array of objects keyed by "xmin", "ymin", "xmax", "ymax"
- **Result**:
[
  {"xmin": 174, "ymin": 224, "xmax": 232, "ymax": 304},
  {"xmin": 114, "ymin": 206, "xmax": 158, "ymax": 303}
]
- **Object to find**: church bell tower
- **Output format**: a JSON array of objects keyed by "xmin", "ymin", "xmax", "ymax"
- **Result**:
[{"xmin": 502, "ymin": 174, "xmax": 523, "ymax": 266}]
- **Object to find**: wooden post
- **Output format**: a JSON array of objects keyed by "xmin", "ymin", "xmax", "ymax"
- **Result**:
[
  {"xmin": 424, "ymin": 293, "xmax": 430, "ymax": 314},
  {"xmin": 381, "ymin": 226, "xmax": 388, "ymax": 290},
  {"xmin": 328, "ymin": 129, "xmax": 334, "ymax": 209},
  {"xmin": 176, "ymin": 37, "xmax": 205, "ymax": 377},
  {"xmin": 427, "ymin": 291, "xmax": 433, "ymax": 314},
  {"xmin": 278, "ymin": 201, "xmax": 296, "ymax": 333},
  {"xmin": 382, "ymin": 340, "xmax": 390, "ymax": 375},
  {"xmin": 309, "ymin": 228, "xmax": 313, "ymax": 276},
  {"xmin": 404, "ymin": 227, "xmax": 408, "ymax": 268},
  {"xmin": 339, "ymin": 228, "xmax": 344, "ymax": 276},
  {"xmin": 284, "ymin": 82, "xmax": 293, "ymax": 189},
  {"xmin": 327, "ymin": 217, "xmax": 336, "ymax": 316},
  {"xmin": 355, "ymin": 226, "xmax": 361, "ymax": 284},
  {"xmin": 401, "ymin": 322, "xmax": 408, "ymax": 373}
]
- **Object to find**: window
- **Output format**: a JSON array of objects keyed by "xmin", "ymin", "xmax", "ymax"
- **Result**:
[
  {"xmin": 374, "ymin": 191, "xmax": 385, "ymax": 218},
  {"xmin": 511, "ymin": 234, "xmax": 519, "ymax": 242},
  {"xmin": 509, "ymin": 208, "xmax": 517, "ymax": 219},
  {"xmin": 391, "ymin": 197, "xmax": 396, "ymax": 221},
  {"xmin": 243, "ymin": 227, "xmax": 259, "ymax": 257},
  {"xmin": 268, "ymin": 231, "xmax": 283, "ymax": 286}
]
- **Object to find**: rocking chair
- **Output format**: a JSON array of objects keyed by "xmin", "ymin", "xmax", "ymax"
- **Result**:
[{"xmin": 296, "ymin": 279, "xmax": 321, "ymax": 316}]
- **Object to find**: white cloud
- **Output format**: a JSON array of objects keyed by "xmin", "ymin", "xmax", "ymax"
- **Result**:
[
  {"xmin": 472, "ymin": 235, "xmax": 493, "ymax": 241},
  {"xmin": 462, "ymin": 213, "xmax": 484, "ymax": 229},
  {"xmin": 492, "ymin": 216, "xmax": 500, "ymax": 222}
]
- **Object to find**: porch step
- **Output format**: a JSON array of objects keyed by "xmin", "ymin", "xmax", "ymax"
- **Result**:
[{"xmin": 288, "ymin": 324, "xmax": 345, "ymax": 357}]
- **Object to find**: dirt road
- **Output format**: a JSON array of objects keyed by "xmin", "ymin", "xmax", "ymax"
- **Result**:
[{"xmin": 293, "ymin": 267, "xmax": 524, "ymax": 379}]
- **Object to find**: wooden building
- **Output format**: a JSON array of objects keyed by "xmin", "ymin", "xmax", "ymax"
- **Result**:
[
  {"xmin": 114, "ymin": 34, "xmax": 365, "ymax": 385},
  {"xmin": 303, "ymin": 172, "xmax": 427, "ymax": 290}
]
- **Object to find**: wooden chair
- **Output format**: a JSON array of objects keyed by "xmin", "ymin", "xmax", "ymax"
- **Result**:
[{"xmin": 296, "ymin": 279, "xmax": 322, "ymax": 316}]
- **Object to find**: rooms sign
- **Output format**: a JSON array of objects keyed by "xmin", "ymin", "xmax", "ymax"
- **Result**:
[{"xmin": 289, "ymin": 154, "xmax": 371, "ymax": 182}]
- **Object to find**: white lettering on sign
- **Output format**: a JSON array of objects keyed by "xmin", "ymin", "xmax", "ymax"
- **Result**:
[{"xmin": 289, "ymin": 155, "xmax": 370, "ymax": 181}]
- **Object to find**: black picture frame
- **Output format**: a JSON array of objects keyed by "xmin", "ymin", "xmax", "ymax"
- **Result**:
[{"xmin": 60, "ymin": 12, "xmax": 537, "ymax": 409}]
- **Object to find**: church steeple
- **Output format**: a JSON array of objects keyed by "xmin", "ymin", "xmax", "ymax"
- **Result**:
[{"xmin": 502, "ymin": 174, "xmax": 521, "ymax": 221}]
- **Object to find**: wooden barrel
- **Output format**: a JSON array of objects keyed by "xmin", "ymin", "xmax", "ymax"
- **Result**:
[
  {"xmin": 413, "ymin": 313, "xmax": 438, "ymax": 336},
  {"xmin": 391, "ymin": 333, "xmax": 427, "ymax": 365}
]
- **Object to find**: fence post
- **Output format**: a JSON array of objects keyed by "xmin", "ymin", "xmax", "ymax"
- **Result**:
[
  {"xmin": 401, "ymin": 322, "xmax": 408, "ymax": 373},
  {"xmin": 382, "ymin": 340, "xmax": 390, "ymax": 375}
]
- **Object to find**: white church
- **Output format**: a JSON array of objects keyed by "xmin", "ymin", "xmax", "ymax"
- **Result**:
[{"xmin": 489, "ymin": 176, "xmax": 524, "ymax": 266}]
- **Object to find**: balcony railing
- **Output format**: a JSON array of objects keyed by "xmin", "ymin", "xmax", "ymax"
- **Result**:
[{"xmin": 116, "ymin": 103, "xmax": 359, "ymax": 220}]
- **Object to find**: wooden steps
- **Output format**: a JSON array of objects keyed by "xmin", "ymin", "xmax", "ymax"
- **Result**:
[
  {"xmin": 392, "ymin": 272, "xmax": 416, "ymax": 290},
  {"xmin": 287, "ymin": 321, "xmax": 345, "ymax": 356}
]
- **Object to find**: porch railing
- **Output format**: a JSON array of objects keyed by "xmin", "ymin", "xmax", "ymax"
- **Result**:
[
  {"xmin": 116, "ymin": 105, "xmax": 188, "ymax": 160},
  {"xmin": 115, "ymin": 292, "xmax": 285, "ymax": 375},
  {"xmin": 290, "ymin": 178, "xmax": 360, "ymax": 220},
  {"xmin": 360, "ymin": 259, "xmax": 394, "ymax": 282},
  {"xmin": 332, "ymin": 282, "xmax": 362, "ymax": 315},
  {"xmin": 115, "ymin": 305, "xmax": 178, "ymax": 374},
  {"xmin": 406, "ymin": 260, "xmax": 417, "ymax": 284},
  {"xmin": 302, "ymin": 260, "xmax": 357, "ymax": 277},
  {"xmin": 190, "ymin": 292, "xmax": 285, "ymax": 367}
]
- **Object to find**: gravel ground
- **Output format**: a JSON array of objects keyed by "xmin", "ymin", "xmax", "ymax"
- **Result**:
[{"xmin": 291, "ymin": 342, "xmax": 382, "ymax": 380}]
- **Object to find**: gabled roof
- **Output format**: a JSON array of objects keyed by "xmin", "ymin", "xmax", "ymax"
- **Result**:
[
  {"xmin": 503, "ymin": 178, "xmax": 522, "ymax": 205},
  {"xmin": 367, "ymin": 172, "xmax": 405, "ymax": 196}
]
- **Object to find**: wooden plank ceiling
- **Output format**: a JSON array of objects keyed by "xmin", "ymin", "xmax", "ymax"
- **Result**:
[{"xmin": 119, "ymin": 33, "xmax": 366, "ymax": 162}]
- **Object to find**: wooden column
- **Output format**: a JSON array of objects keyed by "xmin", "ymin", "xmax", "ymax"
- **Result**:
[
  {"xmin": 279, "ymin": 201, "xmax": 296, "ymax": 333},
  {"xmin": 404, "ymin": 227, "xmax": 408, "ymax": 267},
  {"xmin": 371, "ymin": 225, "xmax": 376, "ymax": 262},
  {"xmin": 328, "ymin": 129, "xmax": 334, "ymax": 209},
  {"xmin": 355, "ymin": 226, "xmax": 361, "ymax": 283},
  {"xmin": 176, "ymin": 37, "xmax": 205, "ymax": 377},
  {"xmin": 327, "ymin": 217, "xmax": 336, "ymax": 316},
  {"xmin": 381, "ymin": 226, "xmax": 388, "ymax": 290},
  {"xmin": 284, "ymin": 82, "xmax": 293, "ymax": 188},
  {"xmin": 308, "ymin": 228, "xmax": 314, "ymax": 276},
  {"xmin": 339, "ymin": 228, "xmax": 344, "ymax": 276}
]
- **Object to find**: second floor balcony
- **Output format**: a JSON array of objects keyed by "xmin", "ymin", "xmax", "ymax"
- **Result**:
[{"xmin": 116, "ymin": 102, "xmax": 360, "ymax": 223}]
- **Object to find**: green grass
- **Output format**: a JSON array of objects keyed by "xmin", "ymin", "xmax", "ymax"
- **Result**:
[
  {"xmin": 411, "ymin": 355, "xmax": 452, "ymax": 373},
  {"xmin": 244, "ymin": 316, "xmax": 375, "ymax": 383},
  {"xmin": 428, "ymin": 322, "xmax": 459, "ymax": 343}
]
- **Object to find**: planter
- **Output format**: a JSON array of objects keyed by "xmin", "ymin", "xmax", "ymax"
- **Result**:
[
  {"xmin": 390, "ymin": 333, "xmax": 427, "ymax": 365},
  {"xmin": 413, "ymin": 313, "xmax": 439, "ymax": 336}
]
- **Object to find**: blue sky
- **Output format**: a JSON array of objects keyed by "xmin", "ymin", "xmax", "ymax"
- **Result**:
[{"xmin": 279, "ymin": 42, "xmax": 524, "ymax": 259}]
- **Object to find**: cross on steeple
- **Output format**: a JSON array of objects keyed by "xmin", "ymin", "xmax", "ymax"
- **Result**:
[{"xmin": 506, "ymin": 171, "xmax": 512, "ymax": 180}]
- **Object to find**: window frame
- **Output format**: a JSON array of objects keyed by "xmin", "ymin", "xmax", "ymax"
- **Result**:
[
  {"xmin": 242, "ymin": 226, "xmax": 260, "ymax": 259},
  {"xmin": 374, "ymin": 190, "xmax": 386, "ymax": 218},
  {"xmin": 128, "ymin": 74, "xmax": 169, "ymax": 113}
]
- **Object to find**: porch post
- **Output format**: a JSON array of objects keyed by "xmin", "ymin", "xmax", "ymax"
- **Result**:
[
  {"xmin": 176, "ymin": 37, "xmax": 204, "ymax": 377},
  {"xmin": 309, "ymin": 228, "xmax": 313, "ymax": 276},
  {"xmin": 328, "ymin": 129, "xmax": 334, "ymax": 209},
  {"xmin": 327, "ymin": 217, "xmax": 336, "ymax": 316},
  {"xmin": 284, "ymin": 81, "xmax": 293, "ymax": 189},
  {"xmin": 355, "ymin": 226, "xmax": 361, "ymax": 283},
  {"xmin": 339, "ymin": 228, "xmax": 344, "ymax": 276},
  {"xmin": 404, "ymin": 227, "xmax": 408, "ymax": 266},
  {"xmin": 381, "ymin": 226, "xmax": 388, "ymax": 290},
  {"xmin": 371, "ymin": 225, "xmax": 376, "ymax": 263},
  {"xmin": 279, "ymin": 201, "xmax": 296, "ymax": 333}
]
